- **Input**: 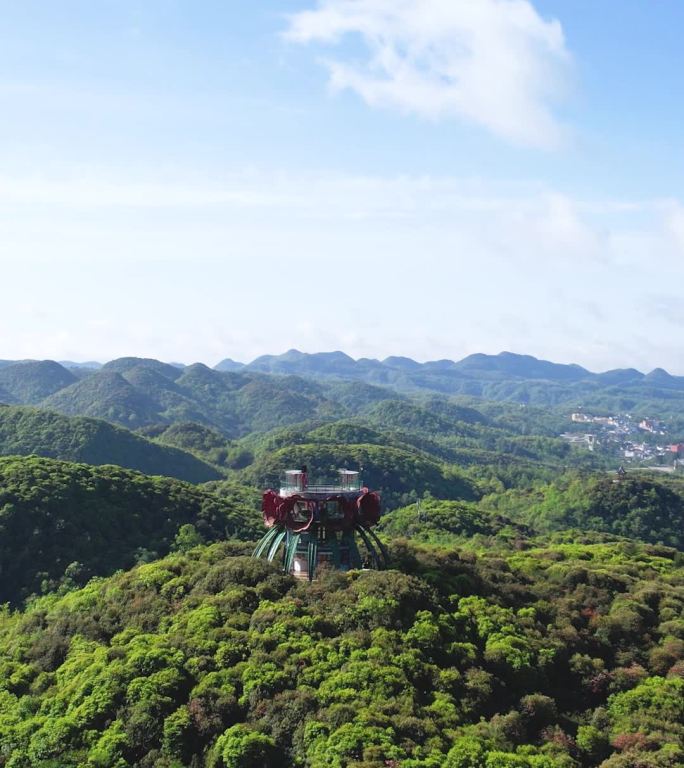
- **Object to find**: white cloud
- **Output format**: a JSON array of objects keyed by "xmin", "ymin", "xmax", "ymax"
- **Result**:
[{"xmin": 286, "ymin": 0, "xmax": 571, "ymax": 148}]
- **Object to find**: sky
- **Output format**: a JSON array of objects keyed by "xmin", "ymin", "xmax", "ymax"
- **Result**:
[{"xmin": 2, "ymin": 0, "xmax": 684, "ymax": 372}]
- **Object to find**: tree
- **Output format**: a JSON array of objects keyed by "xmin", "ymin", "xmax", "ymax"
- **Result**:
[{"xmin": 211, "ymin": 724, "xmax": 282, "ymax": 768}]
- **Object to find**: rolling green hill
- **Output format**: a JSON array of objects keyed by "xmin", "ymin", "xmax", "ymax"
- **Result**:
[
  {"xmin": 0, "ymin": 456, "xmax": 261, "ymax": 604},
  {"xmin": 482, "ymin": 473, "xmax": 684, "ymax": 550},
  {"xmin": 377, "ymin": 498, "xmax": 531, "ymax": 544},
  {"xmin": 0, "ymin": 407, "xmax": 223, "ymax": 483},
  {"xmin": 42, "ymin": 370, "xmax": 160, "ymax": 427},
  {"xmin": 364, "ymin": 398, "xmax": 484, "ymax": 436},
  {"xmin": 141, "ymin": 422, "xmax": 253, "ymax": 470},
  {"xmin": 0, "ymin": 360, "xmax": 77, "ymax": 404},
  {"xmin": 102, "ymin": 356, "xmax": 184, "ymax": 380},
  {"xmin": 142, "ymin": 421, "xmax": 232, "ymax": 456},
  {"xmin": 40, "ymin": 361, "xmax": 342, "ymax": 437},
  {"xmin": 234, "ymin": 408, "xmax": 603, "ymax": 504}
]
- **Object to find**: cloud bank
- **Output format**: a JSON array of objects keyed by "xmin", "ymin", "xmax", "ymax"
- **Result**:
[
  {"xmin": 2, "ymin": 170, "xmax": 684, "ymax": 372},
  {"xmin": 286, "ymin": 0, "xmax": 571, "ymax": 148}
]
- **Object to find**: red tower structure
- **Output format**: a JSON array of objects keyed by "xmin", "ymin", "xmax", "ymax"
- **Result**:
[{"xmin": 252, "ymin": 468, "xmax": 387, "ymax": 580}]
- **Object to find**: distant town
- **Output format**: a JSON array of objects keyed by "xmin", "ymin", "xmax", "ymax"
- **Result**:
[{"xmin": 561, "ymin": 411, "xmax": 684, "ymax": 468}]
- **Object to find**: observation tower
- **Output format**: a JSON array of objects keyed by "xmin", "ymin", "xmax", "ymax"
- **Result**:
[{"xmin": 253, "ymin": 467, "xmax": 387, "ymax": 580}]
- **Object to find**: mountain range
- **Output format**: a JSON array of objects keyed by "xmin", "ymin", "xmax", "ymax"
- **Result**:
[
  {"xmin": 5, "ymin": 349, "xmax": 684, "ymax": 390},
  {"xmin": 227, "ymin": 349, "xmax": 684, "ymax": 392},
  {"xmin": 1, "ymin": 352, "xmax": 684, "ymax": 428}
]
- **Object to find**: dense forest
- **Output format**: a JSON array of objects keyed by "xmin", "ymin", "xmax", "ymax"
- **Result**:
[
  {"xmin": 1, "ymin": 536, "xmax": 683, "ymax": 767},
  {"xmin": 0, "ymin": 407, "xmax": 222, "ymax": 483},
  {"xmin": 0, "ymin": 457, "xmax": 260, "ymax": 604},
  {"xmin": 1, "ymin": 355, "xmax": 684, "ymax": 766}
]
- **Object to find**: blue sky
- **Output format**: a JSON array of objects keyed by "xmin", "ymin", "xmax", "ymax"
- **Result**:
[{"xmin": 2, "ymin": 0, "xmax": 684, "ymax": 372}]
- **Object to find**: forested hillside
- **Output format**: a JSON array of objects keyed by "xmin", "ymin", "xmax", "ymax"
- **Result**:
[
  {"xmin": 0, "ymin": 360, "xmax": 77, "ymax": 404},
  {"xmin": 140, "ymin": 423, "xmax": 252, "ymax": 470},
  {"xmin": 0, "ymin": 456, "xmax": 260, "ymax": 604},
  {"xmin": 227, "ymin": 408, "xmax": 604, "ymax": 510},
  {"xmin": 379, "ymin": 474, "xmax": 684, "ymax": 550},
  {"xmin": 1, "ymin": 536, "xmax": 683, "ymax": 767},
  {"xmin": 481, "ymin": 474, "xmax": 684, "ymax": 550},
  {"xmin": 39, "ymin": 362, "xmax": 341, "ymax": 436},
  {"xmin": 0, "ymin": 407, "xmax": 222, "ymax": 483}
]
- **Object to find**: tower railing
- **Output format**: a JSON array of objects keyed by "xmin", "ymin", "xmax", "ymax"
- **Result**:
[
  {"xmin": 281, "ymin": 482, "xmax": 361, "ymax": 494},
  {"xmin": 280, "ymin": 471, "xmax": 362, "ymax": 496}
]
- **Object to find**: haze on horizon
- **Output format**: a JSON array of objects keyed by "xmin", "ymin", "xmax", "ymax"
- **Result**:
[{"xmin": 2, "ymin": 1, "xmax": 684, "ymax": 374}]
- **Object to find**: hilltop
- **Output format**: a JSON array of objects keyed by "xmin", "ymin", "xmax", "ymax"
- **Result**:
[{"xmin": 0, "ymin": 533, "xmax": 682, "ymax": 767}]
